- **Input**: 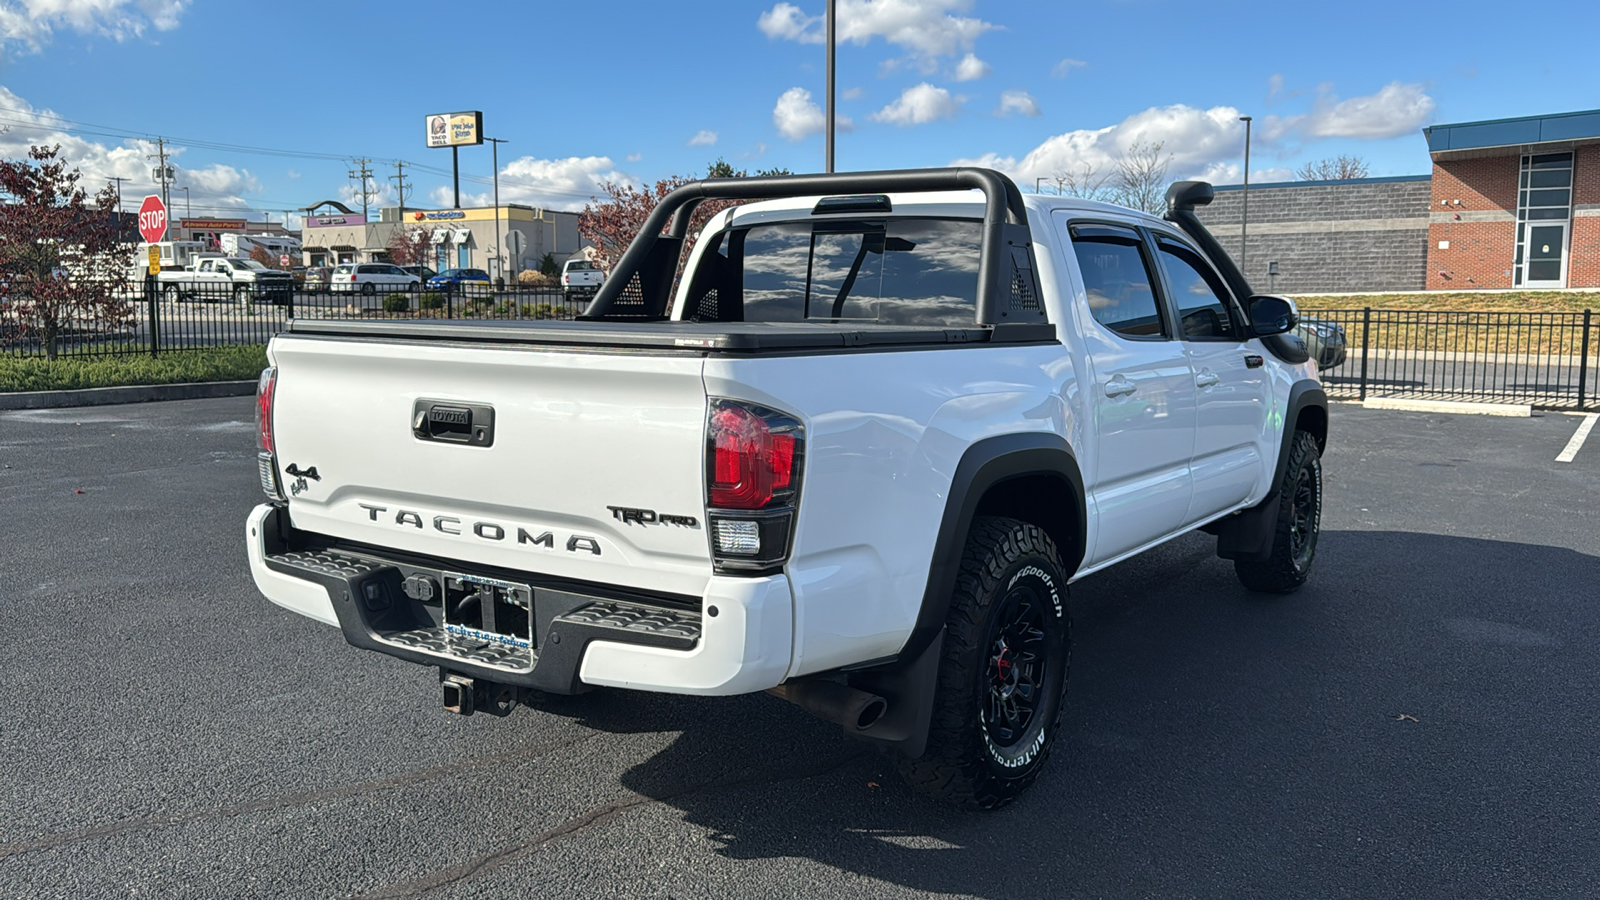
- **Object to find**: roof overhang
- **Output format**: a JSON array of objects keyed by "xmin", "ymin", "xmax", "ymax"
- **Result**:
[{"xmin": 1426, "ymin": 109, "xmax": 1600, "ymax": 161}]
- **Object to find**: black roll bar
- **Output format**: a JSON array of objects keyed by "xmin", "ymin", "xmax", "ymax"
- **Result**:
[{"xmin": 583, "ymin": 167, "xmax": 1041, "ymax": 326}]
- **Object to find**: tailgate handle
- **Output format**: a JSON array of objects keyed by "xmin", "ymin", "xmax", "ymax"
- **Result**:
[{"xmin": 413, "ymin": 400, "xmax": 495, "ymax": 448}]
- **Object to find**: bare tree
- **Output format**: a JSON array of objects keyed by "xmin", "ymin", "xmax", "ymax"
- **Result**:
[
  {"xmin": 1050, "ymin": 161, "xmax": 1115, "ymax": 201},
  {"xmin": 1295, "ymin": 155, "xmax": 1370, "ymax": 181},
  {"xmin": 1110, "ymin": 141, "xmax": 1173, "ymax": 214}
]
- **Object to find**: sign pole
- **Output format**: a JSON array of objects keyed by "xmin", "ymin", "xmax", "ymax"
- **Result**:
[{"xmin": 452, "ymin": 146, "xmax": 461, "ymax": 209}]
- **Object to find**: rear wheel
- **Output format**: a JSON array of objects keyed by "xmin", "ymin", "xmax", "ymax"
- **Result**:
[
  {"xmin": 895, "ymin": 516, "xmax": 1070, "ymax": 809},
  {"xmin": 361, "ymin": 282, "xmax": 376, "ymax": 296},
  {"xmin": 1234, "ymin": 430, "xmax": 1322, "ymax": 593}
]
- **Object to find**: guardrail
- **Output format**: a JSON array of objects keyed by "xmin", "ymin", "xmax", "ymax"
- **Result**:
[
  {"xmin": 1, "ymin": 281, "xmax": 590, "ymax": 360},
  {"xmin": 1310, "ymin": 308, "xmax": 1594, "ymax": 409}
]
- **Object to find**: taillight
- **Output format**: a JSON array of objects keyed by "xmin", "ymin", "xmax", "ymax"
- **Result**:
[
  {"xmin": 256, "ymin": 366, "xmax": 284, "ymax": 501},
  {"xmin": 256, "ymin": 366, "xmax": 277, "ymax": 453},
  {"xmin": 705, "ymin": 399, "xmax": 803, "ymax": 574}
]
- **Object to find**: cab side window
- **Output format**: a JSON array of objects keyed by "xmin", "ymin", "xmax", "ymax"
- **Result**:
[
  {"xmin": 1069, "ymin": 223, "xmax": 1167, "ymax": 339},
  {"xmin": 1156, "ymin": 238, "xmax": 1240, "ymax": 340}
]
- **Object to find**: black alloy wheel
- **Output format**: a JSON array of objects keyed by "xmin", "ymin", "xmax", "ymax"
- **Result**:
[{"xmin": 982, "ymin": 585, "xmax": 1049, "ymax": 750}]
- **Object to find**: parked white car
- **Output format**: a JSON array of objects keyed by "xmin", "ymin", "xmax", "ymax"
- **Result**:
[{"xmin": 329, "ymin": 263, "xmax": 422, "ymax": 295}]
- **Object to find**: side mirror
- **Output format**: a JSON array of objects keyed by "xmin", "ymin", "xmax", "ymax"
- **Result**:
[{"xmin": 1248, "ymin": 295, "xmax": 1299, "ymax": 337}]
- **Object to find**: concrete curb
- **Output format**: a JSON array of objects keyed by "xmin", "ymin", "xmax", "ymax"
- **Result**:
[
  {"xmin": 1362, "ymin": 397, "xmax": 1532, "ymax": 417},
  {"xmin": 0, "ymin": 380, "xmax": 256, "ymax": 411}
]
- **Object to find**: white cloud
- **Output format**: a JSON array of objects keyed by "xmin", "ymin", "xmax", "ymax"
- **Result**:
[
  {"xmin": 1299, "ymin": 81, "xmax": 1435, "ymax": 139},
  {"xmin": 1051, "ymin": 58, "xmax": 1086, "ymax": 78},
  {"xmin": 285, "ymin": 169, "xmax": 301, "ymax": 180},
  {"xmin": 436, "ymin": 155, "xmax": 632, "ymax": 212},
  {"xmin": 625, "ymin": 152, "xmax": 642, "ymax": 162},
  {"xmin": 872, "ymin": 82, "xmax": 960, "ymax": 126},
  {"xmin": 996, "ymin": 89, "xmax": 1039, "ymax": 118},
  {"xmin": 955, "ymin": 103, "xmax": 1248, "ymax": 186},
  {"xmin": 757, "ymin": 1, "xmax": 814, "ymax": 40},
  {"xmin": 842, "ymin": 86, "xmax": 863, "ymax": 100},
  {"xmin": 1267, "ymin": 73, "xmax": 1284, "ymax": 101},
  {"xmin": 773, "ymin": 86, "xmax": 853, "ymax": 140},
  {"xmin": 0, "ymin": 86, "xmax": 264, "ymax": 218},
  {"xmin": 687, "ymin": 129, "xmax": 718, "ymax": 147},
  {"xmin": 758, "ymin": 0, "xmax": 997, "ymax": 67},
  {"xmin": 0, "ymin": 0, "xmax": 187, "ymax": 54},
  {"xmin": 953, "ymin": 52, "xmax": 989, "ymax": 81},
  {"xmin": 954, "ymin": 82, "xmax": 1437, "ymax": 190}
]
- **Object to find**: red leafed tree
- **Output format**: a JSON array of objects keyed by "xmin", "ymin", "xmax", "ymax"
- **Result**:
[
  {"xmin": 0, "ymin": 145, "xmax": 133, "ymax": 359},
  {"xmin": 578, "ymin": 160, "xmax": 790, "ymax": 275},
  {"xmin": 387, "ymin": 225, "xmax": 435, "ymax": 266}
]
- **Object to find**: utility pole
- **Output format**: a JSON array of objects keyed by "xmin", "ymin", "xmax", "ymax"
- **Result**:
[
  {"xmin": 147, "ymin": 137, "xmax": 173, "ymax": 214},
  {"xmin": 486, "ymin": 137, "xmax": 506, "ymax": 281},
  {"xmin": 390, "ymin": 160, "xmax": 410, "ymax": 221},
  {"xmin": 825, "ymin": 0, "xmax": 836, "ymax": 173},
  {"xmin": 110, "ymin": 176, "xmax": 127, "ymax": 211},
  {"xmin": 1239, "ymin": 115, "xmax": 1252, "ymax": 272},
  {"xmin": 348, "ymin": 158, "xmax": 374, "ymax": 221}
]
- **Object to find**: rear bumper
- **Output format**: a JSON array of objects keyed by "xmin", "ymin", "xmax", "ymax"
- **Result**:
[{"xmin": 245, "ymin": 503, "xmax": 792, "ymax": 696}]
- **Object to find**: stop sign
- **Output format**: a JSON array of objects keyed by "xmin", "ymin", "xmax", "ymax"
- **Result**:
[{"xmin": 137, "ymin": 195, "xmax": 167, "ymax": 244}]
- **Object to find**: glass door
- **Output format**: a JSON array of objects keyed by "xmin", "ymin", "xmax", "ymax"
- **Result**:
[{"xmin": 1524, "ymin": 222, "xmax": 1568, "ymax": 288}]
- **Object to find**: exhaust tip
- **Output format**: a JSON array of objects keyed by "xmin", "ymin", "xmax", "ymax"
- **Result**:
[{"xmin": 854, "ymin": 697, "xmax": 888, "ymax": 731}]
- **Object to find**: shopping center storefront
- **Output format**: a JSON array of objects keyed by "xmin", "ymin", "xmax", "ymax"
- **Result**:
[{"xmin": 300, "ymin": 203, "xmax": 581, "ymax": 275}]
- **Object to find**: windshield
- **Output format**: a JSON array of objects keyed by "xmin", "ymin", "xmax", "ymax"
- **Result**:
[
  {"xmin": 684, "ymin": 217, "xmax": 982, "ymax": 326},
  {"xmin": 334, "ymin": 265, "xmax": 354, "ymax": 274}
]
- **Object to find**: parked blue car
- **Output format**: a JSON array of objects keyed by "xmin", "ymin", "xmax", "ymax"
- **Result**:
[{"xmin": 425, "ymin": 268, "xmax": 492, "ymax": 293}]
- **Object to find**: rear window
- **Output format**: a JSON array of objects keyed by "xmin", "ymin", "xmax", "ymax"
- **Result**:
[
  {"xmin": 566, "ymin": 260, "xmax": 596, "ymax": 271},
  {"xmin": 686, "ymin": 217, "xmax": 981, "ymax": 326}
]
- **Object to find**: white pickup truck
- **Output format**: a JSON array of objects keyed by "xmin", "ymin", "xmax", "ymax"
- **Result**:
[
  {"xmin": 159, "ymin": 256, "xmax": 295, "ymax": 304},
  {"xmin": 247, "ymin": 169, "xmax": 1326, "ymax": 808},
  {"xmin": 559, "ymin": 257, "xmax": 604, "ymax": 303}
]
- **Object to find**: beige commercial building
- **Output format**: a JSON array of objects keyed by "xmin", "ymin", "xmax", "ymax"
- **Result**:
[{"xmin": 301, "ymin": 203, "xmax": 583, "ymax": 276}]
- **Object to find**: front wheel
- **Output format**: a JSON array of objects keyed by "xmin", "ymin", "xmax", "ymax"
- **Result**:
[
  {"xmin": 894, "ymin": 516, "xmax": 1071, "ymax": 809},
  {"xmin": 1234, "ymin": 430, "xmax": 1322, "ymax": 593}
]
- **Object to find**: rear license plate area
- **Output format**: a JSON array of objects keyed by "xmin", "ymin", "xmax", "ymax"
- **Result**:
[{"xmin": 441, "ymin": 571, "xmax": 533, "ymax": 653}]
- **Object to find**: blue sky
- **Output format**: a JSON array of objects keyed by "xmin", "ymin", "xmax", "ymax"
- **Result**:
[{"xmin": 0, "ymin": 0, "xmax": 1595, "ymax": 226}]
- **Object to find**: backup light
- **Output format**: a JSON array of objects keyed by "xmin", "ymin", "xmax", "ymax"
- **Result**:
[{"xmin": 713, "ymin": 519, "xmax": 761, "ymax": 555}]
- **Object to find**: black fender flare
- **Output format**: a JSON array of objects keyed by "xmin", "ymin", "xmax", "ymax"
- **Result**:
[
  {"xmin": 1272, "ymin": 381, "xmax": 1328, "ymax": 491},
  {"xmin": 894, "ymin": 432, "xmax": 1086, "ymax": 666},
  {"xmin": 1212, "ymin": 379, "xmax": 1328, "ymax": 561}
]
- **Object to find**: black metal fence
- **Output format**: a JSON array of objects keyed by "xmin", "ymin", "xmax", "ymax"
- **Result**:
[
  {"xmin": 5, "ymin": 285, "xmax": 1596, "ymax": 410},
  {"xmin": 1311, "ymin": 308, "xmax": 1595, "ymax": 409},
  {"xmin": 1, "ymin": 281, "xmax": 592, "ymax": 360}
]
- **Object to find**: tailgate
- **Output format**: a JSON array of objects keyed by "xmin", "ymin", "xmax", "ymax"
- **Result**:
[{"xmin": 269, "ymin": 334, "xmax": 713, "ymax": 597}]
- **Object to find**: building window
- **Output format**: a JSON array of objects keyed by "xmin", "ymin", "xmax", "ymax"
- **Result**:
[{"xmin": 1514, "ymin": 151, "xmax": 1573, "ymax": 287}]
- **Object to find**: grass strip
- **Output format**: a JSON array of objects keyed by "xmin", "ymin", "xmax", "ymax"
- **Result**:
[
  {"xmin": 1294, "ymin": 291, "xmax": 1600, "ymax": 313},
  {"xmin": 0, "ymin": 345, "xmax": 267, "ymax": 393}
]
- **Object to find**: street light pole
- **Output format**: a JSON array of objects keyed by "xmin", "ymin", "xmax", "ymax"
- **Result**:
[
  {"xmin": 1036, "ymin": 177, "xmax": 1047, "ymax": 194},
  {"xmin": 180, "ymin": 186, "xmax": 190, "ymax": 217},
  {"xmin": 1239, "ymin": 115, "xmax": 1252, "ymax": 273},
  {"xmin": 487, "ymin": 137, "xmax": 506, "ymax": 282},
  {"xmin": 825, "ymin": 0, "xmax": 836, "ymax": 173}
]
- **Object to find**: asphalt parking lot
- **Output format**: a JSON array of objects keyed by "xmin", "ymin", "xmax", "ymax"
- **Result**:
[{"xmin": 2, "ymin": 399, "xmax": 1598, "ymax": 899}]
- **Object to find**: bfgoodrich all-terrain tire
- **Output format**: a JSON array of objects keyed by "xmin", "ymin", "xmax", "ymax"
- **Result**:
[
  {"xmin": 1234, "ymin": 430, "xmax": 1322, "ymax": 594},
  {"xmin": 895, "ymin": 516, "xmax": 1071, "ymax": 809}
]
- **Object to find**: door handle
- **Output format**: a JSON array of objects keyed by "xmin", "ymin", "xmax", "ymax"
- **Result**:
[
  {"xmin": 1195, "ymin": 372, "xmax": 1220, "ymax": 388},
  {"xmin": 1103, "ymin": 378, "xmax": 1137, "ymax": 398}
]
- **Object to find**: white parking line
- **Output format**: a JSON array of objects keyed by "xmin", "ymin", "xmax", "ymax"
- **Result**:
[{"xmin": 1556, "ymin": 413, "xmax": 1599, "ymax": 463}]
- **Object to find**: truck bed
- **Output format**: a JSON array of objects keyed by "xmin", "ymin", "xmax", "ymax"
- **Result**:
[{"xmin": 285, "ymin": 317, "xmax": 1056, "ymax": 353}]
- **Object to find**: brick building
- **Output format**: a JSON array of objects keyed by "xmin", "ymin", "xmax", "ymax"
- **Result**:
[{"xmin": 1424, "ymin": 110, "xmax": 1600, "ymax": 289}]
